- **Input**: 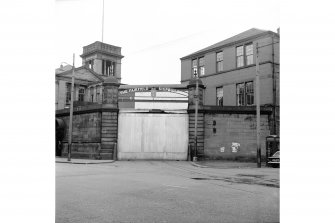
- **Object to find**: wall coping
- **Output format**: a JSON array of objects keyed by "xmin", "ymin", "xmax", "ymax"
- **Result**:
[
  {"xmin": 188, "ymin": 105, "xmax": 273, "ymax": 114},
  {"xmin": 56, "ymin": 104, "xmax": 119, "ymax": 117}
]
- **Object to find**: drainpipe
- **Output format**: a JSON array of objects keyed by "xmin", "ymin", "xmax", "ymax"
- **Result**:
[
  {"xmin": 272, "ymin": 35, "xmax": 277, "ymax": 135},
  {"xmin": 193, "ymin": 70, "xmax": 199, "ymax": 162}
]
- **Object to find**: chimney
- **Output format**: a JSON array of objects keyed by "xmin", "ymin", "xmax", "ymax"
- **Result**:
[{"xmin": 277, "ymin": 27, "xmax": 280, "ymax": 35}]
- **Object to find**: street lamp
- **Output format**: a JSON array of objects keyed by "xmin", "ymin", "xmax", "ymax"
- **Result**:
[
  {"xmin": 193, "ymin": 69, "xmax": 199, "ymax": 162},
  {"xmin": 60, "ymin": 54, "xmax": 75, "ymax": 161}
]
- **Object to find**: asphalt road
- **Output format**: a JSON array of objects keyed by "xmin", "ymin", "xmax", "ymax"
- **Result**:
[{"xmin": 56, "ymin": 161, "xmax": 279, "ymax": 223}]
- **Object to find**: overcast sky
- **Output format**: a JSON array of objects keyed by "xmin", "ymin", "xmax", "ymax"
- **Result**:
[{"xmin": 55, "ymin": 0, "xmax": 279, "ymax": 85}]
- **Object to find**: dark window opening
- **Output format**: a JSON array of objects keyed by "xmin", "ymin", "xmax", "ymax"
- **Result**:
[
  {"xmin": 86, "ymin": 59, "xmax": 94, "ymax": 69},
  {"xmin": 216, "ymin": 87, "xmax": 223, "ymax": 106},
  {"xmin": 102, "ymin": 60, "xmax": 115, "ymax": 76},
  {"xmin": 66, "ymin": 83, "xmax": 71, "ymax": 104},
  {"xmin": 78, "ymin": 88, "xmax": 85, "ymax": 102}
]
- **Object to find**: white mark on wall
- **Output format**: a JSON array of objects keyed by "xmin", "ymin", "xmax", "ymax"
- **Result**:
[{"xmin": 231, "ymin": 142, "xmax": 240, "ymax": 153}]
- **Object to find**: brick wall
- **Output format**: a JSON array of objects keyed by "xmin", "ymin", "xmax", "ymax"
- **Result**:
[{"xmin": 204, "ymin": 113, "xmax": 270, "ymax": 161}]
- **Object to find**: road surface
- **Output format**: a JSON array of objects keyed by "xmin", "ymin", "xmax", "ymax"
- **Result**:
[{"xmin": 56, "ymin": 161, "xmax": 279, "ymax": 223}]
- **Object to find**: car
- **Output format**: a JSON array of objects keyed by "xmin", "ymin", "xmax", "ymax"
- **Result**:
[{"xmin": 268, "ymin": 151, "xmax": 280, "ymax": 168}]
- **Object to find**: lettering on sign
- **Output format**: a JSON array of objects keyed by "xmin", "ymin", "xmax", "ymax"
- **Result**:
[{"xmin": 119, "ymin": 87, "xmax": 183, "ymax": 95}]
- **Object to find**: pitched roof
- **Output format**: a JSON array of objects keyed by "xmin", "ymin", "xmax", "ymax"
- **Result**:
[
  {"xmin": 181, "ymin": 28, "xmax": 277, "ymax": 60},
  {"xmin": 56, "ymin": 66, "xmax": 104, "ymax": 83},
  {"xmin": 55, "ymin": 65, "xmax": 73, "ymax": 74}
]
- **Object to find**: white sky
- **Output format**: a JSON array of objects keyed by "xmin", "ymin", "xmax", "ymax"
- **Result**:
[{"xmin": 55, "ymin": 0, "xmax": 279, "ymax": 85}]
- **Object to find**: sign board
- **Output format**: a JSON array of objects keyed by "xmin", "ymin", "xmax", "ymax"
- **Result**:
[{"xmin": 119, "ymin": 87, "xmax": 185, "ymax": 95}]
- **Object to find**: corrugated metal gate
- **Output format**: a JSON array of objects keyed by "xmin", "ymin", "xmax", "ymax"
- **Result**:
[{"xmin": 118, "ymin": 111, "xmax": 189, "ymax": 160}]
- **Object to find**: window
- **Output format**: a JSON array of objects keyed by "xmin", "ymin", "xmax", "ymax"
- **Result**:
[
  {"xmin": 236, "ymin": 44, "xmax": 254, "ymax": 68},
  {"xmin": 102, "ymin": 60, "xmax": 115, "ymax": 76},
  {"xmin": 245, "ymin": 81, "xmax": 254, "ymax": 105},
  {"xmin": 66, "ymin": 83, "xmax": 71, "ymax": 104},
  {"xmin": 199, "ymin": 57, "xmax": 205, "ymax": 76},
  {"xmin": 246, "ymin": 44, "xmax": 253, "ymax": 65},
  {"xmin": 216, "ymin": 87, "xmax": 223, "ymax": 106},
  {"xmin": 78, "ymin": 88, "xmax": 85, "ymax": 102},
  {"xmin": 96, "ymin": 92, "xmax": 100, "ymax": 103},
  {"xmin": 86, "ymin": 59, "xmax": 94, "ymax": 69},
  {"xmin": 192, "ymin": 57, "xmax": 205, "ymax": 76},
  {"xmin": 236, "ymin": 81, "xmax": 254, "ymax": 106},
  {"xmin": 216, "ymin": 52, "xmax": 223, "ymax": 72},
  {"xmin": 236, "ymin": 46, "xmax": 244, "ymax": 67}
]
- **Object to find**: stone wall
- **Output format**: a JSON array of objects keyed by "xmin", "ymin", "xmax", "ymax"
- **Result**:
[
  {"xmin": 62, "ymin": 112, "xmax": 101, "ymax": 142},
  {"xmin": 203, "ymin": 112, "xmax": 271, "ymax": 161},
  {"xmin": 100, "ymin": 111, "xmax": 118, "ymax": 159},
  {"xmin": 188, "ymin": 112, "xmax": 204, "ymax": 158},
  {"xmin": 59, "ymin": 111, "xmax": 102, "ymax": 159}
]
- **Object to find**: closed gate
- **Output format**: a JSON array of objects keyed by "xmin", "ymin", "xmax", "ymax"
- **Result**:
[{"xmin": 118, "ymin": 111, "xmax": 189, "ymax": 160}]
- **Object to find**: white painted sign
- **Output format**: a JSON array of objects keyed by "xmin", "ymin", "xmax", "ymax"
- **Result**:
[{"xmin": 231, "ymin": 142, "xmax": 240, "ymax": 153}]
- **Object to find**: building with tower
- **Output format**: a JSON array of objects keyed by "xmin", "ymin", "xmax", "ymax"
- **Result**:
[
  {"xmin": 56, "ymin": 28, "xmax": 280, "ymax": 161},
  {"xmin": 55, "ymin": 41, "xmax": 123, "ymax": 110}
]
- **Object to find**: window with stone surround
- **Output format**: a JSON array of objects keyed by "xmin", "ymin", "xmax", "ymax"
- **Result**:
[
  {"xmin": 216, "ymin": 52, "xmax": 223, "ymax": 72},
  {"xmin": 191, "ymin": 57, "xmax": 205, "ymax": 76},
  {"xmin": 78, "ymin": 87, "xmax": 85, "ymax": 102},
  {"xmin": 236, "ymin": 43, "xmax": 254, "ymax": 68},
  {"xmin": 86, "ymin": 59, "xmax": 94, "ymax": 69},
  {"xmin": 216, "ymin": 87, "xmax": 223, "ymax": 106},
  {"xmin": 96, "ymin": 86, "xmax": 101, "ymax": 103},
  {"xmin": 236, "ymin": 81, "xmax": 254, "ymax": 106},
  {"xmin": 192, "ymin": 59, "xmax": 197, "ymax": 76},
  {"xmin": 199, "ymin": 57, "xmax": 205, "ymax": 76},
  {"xmin": 236, "ymin": 46, "xmax": 244, "ymax": 67},
  {"xmin": 66, "ymin": 83, "xmax": 71, "ymax": 104},
  {"xmin": 102, "ymin": 60, "xmax": 115, "ymax": 76},
  {"xmin": 246, "ymin": 44, "xmax": 254, "ymax": 65}
]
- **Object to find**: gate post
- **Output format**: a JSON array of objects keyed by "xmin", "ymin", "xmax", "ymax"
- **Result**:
[
  {"xmin": 187, "ymin": 77, "xmax": 205, "ymax": 160},
  {"xmin": 100, "ymin": 76, "xmax": 120, "ymax": 160}
]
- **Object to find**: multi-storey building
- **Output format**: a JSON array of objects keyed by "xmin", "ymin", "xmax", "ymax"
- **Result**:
[{"xmin": 180, "ymin": 28, "xmax": 280, "ymax": 135}]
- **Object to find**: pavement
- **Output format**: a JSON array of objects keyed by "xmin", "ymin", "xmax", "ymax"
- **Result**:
[
  {"xmin": 55, "ymin": 157, "xmax": 115, "ymax": 164},
  {"xmin": 56, "ymin": 157, "xmax": 272, "ymax": 169}
]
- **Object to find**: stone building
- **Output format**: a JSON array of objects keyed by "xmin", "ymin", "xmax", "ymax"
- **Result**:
[
  {"xmin": 55, "ymin": 28, "xmax": 280, "ymax": 161},
  {"xmin": 55, "ymin": 41, "xmax": 123, "ymax": 111},
  {"xmin": 179, "ymin": 28, "xmax": 280, "ymax": 159}
]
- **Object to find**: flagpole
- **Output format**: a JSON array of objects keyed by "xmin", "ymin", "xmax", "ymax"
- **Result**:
[{"xmin": 102, "ymin": 0, "xmax": 104, "ymax": 42}]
